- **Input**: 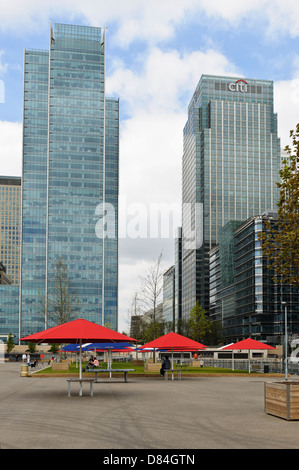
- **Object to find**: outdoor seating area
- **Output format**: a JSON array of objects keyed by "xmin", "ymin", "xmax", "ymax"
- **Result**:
[{"xmin": 18, "ymin": 319, "xmax": 293, "ymax": 406}]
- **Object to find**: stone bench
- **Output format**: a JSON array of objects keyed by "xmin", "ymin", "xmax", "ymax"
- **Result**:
[
  {"xmin": 164, "ymin": 369, "xmax": 182, "ymax": 381},
  {"xmin": 66, "ymin": 378, "xmax": 95, "ymax": 397}
]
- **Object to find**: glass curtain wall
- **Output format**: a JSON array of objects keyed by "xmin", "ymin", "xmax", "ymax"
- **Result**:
[{"xmin": 19, "ymin": 23, "xmax": 119, "ymax": 338}]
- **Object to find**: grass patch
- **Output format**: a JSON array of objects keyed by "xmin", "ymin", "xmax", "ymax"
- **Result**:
[{"xmin": 35, "ymin": 361, "xmax": 251, "ymax": 375}]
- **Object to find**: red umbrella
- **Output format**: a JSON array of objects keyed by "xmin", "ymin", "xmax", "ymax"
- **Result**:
[
  {"xmin": 221, "ymin": 338, "xmax": 275, "ymax": 372},
  {"xmin": 140, "ymin": 332, "xmax": 206, "ymax": 368},
  {"xmin": 140, "ymin": 332, "xmax": 206, "ymax": 350},
  {"xmin": 20, "ymin": 318, "xmax": 136, "ymax": 378}
]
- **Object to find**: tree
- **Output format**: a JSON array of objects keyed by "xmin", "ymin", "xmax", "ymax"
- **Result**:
[
  {"xmin": 40, "ymin": 257, "xmax": 80, "ymax": 328},
  {"xmin": 28, "ymin": 342, "xmax": 36, "ymax": 353},
  {"xmin": 188, "ymin": 301, "xmax": 212, "ymax": 343},
  {"xmin": 6, "ymin": 332, "xmax": 15, "ymax": 354},
  {"xmin": 259, "ymin": 124, "xmax": 299, "ymax": 287},
  {"xmin": 139, "ymin": 252, "xmax": 164, "ymax": 358},
  {"xmin": 204, "ymin": 320, "xmax": 224, "ymax": 346}
]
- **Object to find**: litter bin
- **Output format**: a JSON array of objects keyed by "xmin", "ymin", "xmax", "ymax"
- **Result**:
[
  {"xmin": 264, "ymin": 365, "xmax": 269, "ymax": 373},
  {"xmin": 20, "ymin": 365, "xmax": 28, "ymax": 377}
]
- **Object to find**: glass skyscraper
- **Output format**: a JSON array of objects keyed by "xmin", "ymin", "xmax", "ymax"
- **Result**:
[
  {"xmin": 19, "ymin": 23, "xmax": 119, "ymax": 338},
  {"xmin": 181, "ymin": 74, "xmax": 281, "ymax": 320}
]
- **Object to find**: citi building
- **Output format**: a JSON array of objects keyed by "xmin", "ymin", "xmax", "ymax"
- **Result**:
[{"xmin": 181, "ymin": 74, "xmax": 281, "ymax": 319}]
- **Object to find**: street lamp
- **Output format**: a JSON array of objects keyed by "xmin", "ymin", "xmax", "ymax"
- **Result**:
[{"xmin": 281, "ymin": 301, "xmax": 288, "ymax": 381}]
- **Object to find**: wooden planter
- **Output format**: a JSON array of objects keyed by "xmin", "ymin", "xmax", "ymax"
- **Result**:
[{"xmin": 265, "ymin": 381, "xmax": 299, "ymax": 420}]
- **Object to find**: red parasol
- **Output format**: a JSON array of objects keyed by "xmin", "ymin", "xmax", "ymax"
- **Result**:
[
  {"xmin": 20, "ymin": 318, "xmax": 136, "ymax": 378},
  {"xmin": 140, "ymin": 332, "xmax": 206, "ymax": 350},
  {"xmin": 20, "ymin": 318, "xmax": 136, "ymax": 344},
  {"xmin": 221, "ymin": 338, "xmax": 275, "ymax": 372},
  {"xmin": 221, "ymin": 338, "xmax": 275, "ymax": 351},
  {"xmin": 140, "ymin": 332, "xmax": 206, "ymax": 368}
]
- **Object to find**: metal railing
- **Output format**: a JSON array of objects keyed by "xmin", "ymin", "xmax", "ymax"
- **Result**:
[{"xmin": 201, "ymin": 358, "xmax": 299, "ymax": 375}]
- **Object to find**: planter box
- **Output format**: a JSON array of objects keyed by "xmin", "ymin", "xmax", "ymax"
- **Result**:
[
  {"xmin": 144, "ymin": 363, "xmax": 161, "ymax": 372},
  {"xmin": 131, "ymin": 360, "xmax": 144, "ymax": 366},
  {"xmin": 265, "ymin": 381, "xmax": 299, "ymax": 420},
  {"xmin": 52, "ymin": 363, "xmax": 69, "ymax": 371}
]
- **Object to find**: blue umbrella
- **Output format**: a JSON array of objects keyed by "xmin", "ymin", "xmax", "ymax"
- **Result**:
[
  {"xmin": 61, "ymin": 344, "xmax": 80, "ymax": 352},
  {"xmin": 81, "ymin": 342, "xmax": 132, "ymax": 351}
]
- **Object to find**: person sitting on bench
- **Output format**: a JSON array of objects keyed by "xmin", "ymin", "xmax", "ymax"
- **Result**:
[
  {"xmin": 86, "ymin": 356, "xmax": 99, "ymax": 370},
  {"xmin": 160, "ymin": 355, "xmax": 171, "ymax": 376}
]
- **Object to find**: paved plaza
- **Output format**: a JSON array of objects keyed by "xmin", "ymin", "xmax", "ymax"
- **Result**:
[{"xmin": 0, "ymin": 363, "xmax": 298, "ymax": 450}]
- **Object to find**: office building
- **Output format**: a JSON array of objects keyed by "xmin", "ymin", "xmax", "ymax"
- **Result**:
[
  {"xmin": 0, "ymin": 262, "xmax": 12, "ymax": 285},
  {"xmin": 209, "ymin": 213, "xmax": 299, "ymax": 345},
  {"xmin": 0, "ymin": 176, "xmax": 21, "ymax": 285},
  {"xmin": 18, "ymin": 23, "xmax": 119, "ymax": 339},
  {"xmin": 163, "ymin": 265, "xmax": 175, "ymax": 329},
  {"xmin": 181, "ymin": 74, "xmax": 281, "ymax": 320}
]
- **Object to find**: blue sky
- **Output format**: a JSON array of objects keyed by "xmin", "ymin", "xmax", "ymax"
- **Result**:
[{"xmin": 0, "ymin": 1, "xmax": 298, "ymax": 331}]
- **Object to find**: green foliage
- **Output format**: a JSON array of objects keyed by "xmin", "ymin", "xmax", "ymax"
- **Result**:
[
  {"xmin": 188, "ymin": 301, "xmax": 212, "ymax": 343},
  {"xmin": 28, "ymin": 342, "xmax": 36, "ymax": 353},
  {"xmin": 6, "ymin": 332, "xmax": 15, "ymax": 354},
  {"xmin": 49, "ymin": 343, "xmax": 59, "ymax": 353},
  {"xmin": 259, "ymin": 124, "xmax": 299, "ymax": 286}
]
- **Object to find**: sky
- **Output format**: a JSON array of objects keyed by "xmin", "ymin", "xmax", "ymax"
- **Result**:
[{"xmin": 0, "ymin": 0, "xmax": 299, "ymax": 333}]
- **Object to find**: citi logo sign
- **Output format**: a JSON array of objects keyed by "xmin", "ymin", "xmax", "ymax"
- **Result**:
[{"xmin": 228, "ymin": 79, "xmax": 248, "ymax": 93}]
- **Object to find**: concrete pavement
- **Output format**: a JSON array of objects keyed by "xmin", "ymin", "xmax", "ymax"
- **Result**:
[{"xmin": 0, "ymin": 362, "xmax": 298, "ymax": 450}]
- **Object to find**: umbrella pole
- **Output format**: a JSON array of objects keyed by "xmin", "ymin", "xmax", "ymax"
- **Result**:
[
  {"xmin": 248, "ymin": 350, "xmax": 251, "ymax": 373},
  {"xmin": 172, "ymin": 347, "xmax": 174, "ymax": 370},
  {"xmin": 109, "ymin": 348, "xmax": 112, "ymax": 379},
  {"xmin": 79, "ymin": 339, "xmax": 82, "ymax": 379}
]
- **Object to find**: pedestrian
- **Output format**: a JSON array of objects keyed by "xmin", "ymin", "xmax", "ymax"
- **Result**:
[
  {"xmin": 22, "ymin": 353, "xmax": 26, "ymax": 363},
  {"xmin": 160, "ymin": 355, "xmax": 171, "ymax": 376},
  {"xmin": 27, "ymin": 354, "xmax": 30, "ymax": 366}
]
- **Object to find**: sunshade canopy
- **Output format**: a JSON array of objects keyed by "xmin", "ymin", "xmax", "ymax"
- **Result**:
[
  {"xmin": 20, "ymin": 318, "xmax": 136, "ymax": 344},
  {"xmin": 82, "ymin": 342, "xmax": 133, "ymax": 351},
  {"xmin": 140, "ymin": 332, "xmax": 206, "ymax": 350},
  {"xmin": 221, "ymin": 338, "xmax": 275, "ymax": 350}
]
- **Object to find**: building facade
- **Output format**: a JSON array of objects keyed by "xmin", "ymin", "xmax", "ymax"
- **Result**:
[
  {"xmin": 209, "ymin": 213, "xmax": 299, "ymax": 345},
  {"xmin": 18, "ymin": 23, "xmax": 119, "ymax": 338},
  {"xmin": 181, "ymin": 74, "xmax": 281, "ymax": 320},
  {"xmin": 163, "ymin": 265, "xmax": 175, "ymax": 329},
  {"xmin": 0, "ymin": 176, "xmax": 21, "ymax": 285},
  {"xmin": 0, "ymin": 262, "xmax": 12, "ymax": 285}
]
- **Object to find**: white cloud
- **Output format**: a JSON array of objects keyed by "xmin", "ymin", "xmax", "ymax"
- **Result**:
[
  {"xmin": 274, "ymin": 56, "xmax": 299, "ymax": 148},
  {"xmin": 0, "ymin": 51, "xmax": 8, "ymax": 75},
  {"xmin": 1, "ymin": 0, "xmax": 299, "ymax": 45},
  {"xmin": 0, "ymin": 0, "xmax": 198, "ymax": 46},
  {"xmin": 198, "ymin": 0, "xmax": 299, "ymax": 38},
  {"xmin": 0, "ymin": 121, "xmax": 22, "ymax": 176},
  {"xmin": 275, "ymin": 78, "xmax": 299, "ymax": 148}
]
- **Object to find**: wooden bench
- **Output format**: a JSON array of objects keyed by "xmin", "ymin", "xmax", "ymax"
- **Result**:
[
  {"xmin": 87, "ymin": 368, "xmax": 135, "ymax": 383},
  {"xmin": 164, "ymin": 369, "xmax": 182, "ymax": 381},
  {"xmin": 66, "ymin": 378, "xmax": 95, "ymax": 397}
]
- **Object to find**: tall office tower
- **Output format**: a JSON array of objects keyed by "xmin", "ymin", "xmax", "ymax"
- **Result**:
[
  {"xmin": 181, "ymin": 75, "xmax": 281, "ymax": 320},
  {"xmin": 19, "ymin": 23, "xmax": 119, "ymax": 338},
  {"xmin": 163, "ymin": 265, "xmax": 175, "ymax": 329},
  {"xmin": 0, "ymin": 176, "xmax": 21, "ymax": 285}
]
